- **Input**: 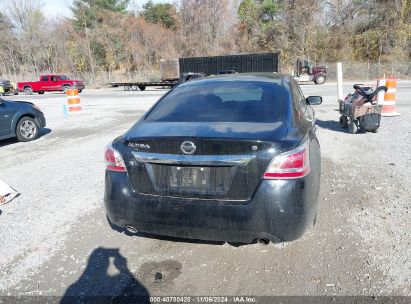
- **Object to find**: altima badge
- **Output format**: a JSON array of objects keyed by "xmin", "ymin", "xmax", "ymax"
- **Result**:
[
  {"xmin": 128, "ymin": 142, "xmax": 150, "ymax": 150},
  {"xmin": 180, "ymin": 141, "xmax": 196, "ymax": 154}
]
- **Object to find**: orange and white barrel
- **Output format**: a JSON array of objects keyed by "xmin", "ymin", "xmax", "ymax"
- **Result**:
[
  {"xmin": 377, "ymin": 76, "xmax": 399, "ymax": 116},
  {"xmin": 65, "ymin": 88, "xmax": 82, "ymax": 114}
]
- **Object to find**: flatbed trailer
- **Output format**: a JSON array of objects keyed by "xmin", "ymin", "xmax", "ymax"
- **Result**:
[{"xmin": 108, "ymin": 80, "xmax": 178, "ymax": 91}]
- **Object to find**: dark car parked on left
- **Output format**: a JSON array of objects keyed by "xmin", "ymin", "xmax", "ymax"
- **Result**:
[
  {"xmin": 0, "ymin": 79, "xmax": 14, "ymax": 96},
  {"xmin": 0, "ymin": 98, "xmax": 46, "ymax": 142}
]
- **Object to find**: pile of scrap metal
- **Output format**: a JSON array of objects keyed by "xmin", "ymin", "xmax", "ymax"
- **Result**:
[
  {"xmin": 345, "ymin": 85, "xmax": 377, "ymax": 107},
  {"xmin": 339, "ymin": 84, "xmax": 387, "ymax": 134}
]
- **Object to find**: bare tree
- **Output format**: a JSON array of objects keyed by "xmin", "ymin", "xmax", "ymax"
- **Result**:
[
  {"xmin": 179, "ymin": 0, "xmax": 237, "ymax": 56},
  {"xmin": 7, "ymin": 0, "xmax": 46, "ymax": 76}
]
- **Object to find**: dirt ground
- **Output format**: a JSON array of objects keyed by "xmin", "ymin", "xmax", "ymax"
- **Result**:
[{"xmin": 0, "ymin": 81, "xmax": 410, "ymax": 300}]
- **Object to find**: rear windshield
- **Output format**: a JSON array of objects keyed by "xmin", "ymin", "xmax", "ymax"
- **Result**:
[{"xmin": 145, "ymin": 80, "xmax": 288, "ymax": 123}]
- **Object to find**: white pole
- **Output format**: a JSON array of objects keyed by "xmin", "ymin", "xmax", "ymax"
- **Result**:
[
  {"xmin": 377, "ymin": 78, "xmax": 386, "ymax": 105},
  {"xmin": 337, "ymin": 62, "xmax": 343, "ymax": 102}
]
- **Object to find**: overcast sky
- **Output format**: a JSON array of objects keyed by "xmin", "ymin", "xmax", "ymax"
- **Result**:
[
  {"xmin": 42, "ymin": 0, "xmax": 171, "ymax": 18},
  {"xmin": 42, "ymin": 0, "xmax": 73, "ymax": 17}
]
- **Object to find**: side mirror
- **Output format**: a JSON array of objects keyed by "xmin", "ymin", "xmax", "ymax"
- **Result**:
[{"xmin": 306, "ymin": 96, "xmax": 322, "ymax": 105}]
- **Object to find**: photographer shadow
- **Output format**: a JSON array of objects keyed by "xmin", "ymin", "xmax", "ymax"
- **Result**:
[{"xmin": 61, "ymin": 247, "xmax": 149, "ymax": 304}]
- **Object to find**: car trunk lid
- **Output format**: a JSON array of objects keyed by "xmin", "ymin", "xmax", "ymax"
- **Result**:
[{"xmin": 120, "ymin": 122, "xmax": 287, "ymax": 201}]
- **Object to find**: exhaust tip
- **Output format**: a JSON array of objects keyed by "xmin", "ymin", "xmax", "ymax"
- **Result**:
[
  {"xmin": 257, "ymin": 238, "xmax": 270, "ymax": 245},
  {"xmin": 125, "ymin": 226, "xmax": 138, "ymax": 234}
]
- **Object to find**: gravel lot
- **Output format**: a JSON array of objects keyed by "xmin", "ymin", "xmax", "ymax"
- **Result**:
[{"xmin": 0, "ymin": 81, "xmax": 410, "ymax": 299}]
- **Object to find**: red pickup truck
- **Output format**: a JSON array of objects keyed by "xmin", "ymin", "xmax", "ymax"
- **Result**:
[{"xmin": 18, "ymin": 75, "xmax": 85, "ymax": 95}]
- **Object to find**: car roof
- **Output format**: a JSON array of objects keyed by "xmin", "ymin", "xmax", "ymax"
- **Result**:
[{"xmin": 179, "ymin": 73, "xmax": 289, "ymax": 87}]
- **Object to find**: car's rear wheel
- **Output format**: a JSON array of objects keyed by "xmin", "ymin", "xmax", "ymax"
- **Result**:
[
  {"xmin": 227, "ymin": 242, "xmax": 246, "ymax": 247},
  {"xmin": 24, "ymin": 87, "xmax": 33, "ymax": 95},
  {"xmin": 78, "ymin": 89, "xmax": 82, "ymax": 93},
  {"xmin": 38, "ymin": 91, "xmax": 45, "ymax": 94},
  {"xmin": 63, "ymin": 85, "xmax": 71, "ymax": 93},
  {"xmin": 16, "ymin": 117, "xmax": 39, "ymax": 142}
]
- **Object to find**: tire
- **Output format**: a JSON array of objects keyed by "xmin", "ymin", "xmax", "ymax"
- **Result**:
[
  {"xmin": 227, "ymin": 242, "xmax": 246, "ymax": 247},
  {"xmin": 16, "ymin": 116, "xmax": 39, "ymax": 142},
  {"xmin": 348, "ymin": 120, "xmax": 358, "ymax": 134},
  {"xmin": 63, "ymin": 85, "xmax": 71, "ymax": 93},
  {"xmin": 78, "ymin": 89, "xmax": 82, "ymax": 93},
  {"xmin": 371, "ymin": 128, "xmax": 378, "ymax": 133},
  {"xmin": 315, "ymin": 75, "xmax": 326, "ymax": 85},
  {"xmin": 339, "ymin": 115, "xmax": 348, "ymax": 128},
  {"xmin": 24, "ymin": 87, "xmax": 33, "ymax": 95},
  {"xmin": 38, "ymin": 91, "xmax": 45, "ymax": 94},
  {"xmin": 138, "ymin": 85, "xmax": 146, "ymax": 91}
]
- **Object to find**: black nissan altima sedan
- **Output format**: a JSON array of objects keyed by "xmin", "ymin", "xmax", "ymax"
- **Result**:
[{"xmin": 104, "ymin": 73, "xmax": 322, "ymax": 244}]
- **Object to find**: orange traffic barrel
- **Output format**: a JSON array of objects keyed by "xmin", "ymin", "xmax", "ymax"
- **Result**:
[
  {"xmin": 377, "ymin": 76, "xmax": 399, "ymax": 116},
  {"xmin": 64, "ymin": 88, "xmax": 82, "ymax": 114}
]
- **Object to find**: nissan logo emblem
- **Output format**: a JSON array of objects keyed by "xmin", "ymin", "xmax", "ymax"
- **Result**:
[{"xmin": 180, "ymin": 141, "xmax": 196, "ymax": 155}]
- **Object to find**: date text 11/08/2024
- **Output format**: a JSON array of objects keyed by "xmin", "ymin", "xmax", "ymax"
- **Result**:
[{"xmin": 149, "ymin": 296, "xmax": 257, "ymax": 303}]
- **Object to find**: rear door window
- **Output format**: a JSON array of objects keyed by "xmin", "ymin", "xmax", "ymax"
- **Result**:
[
  {"xmin": 291, "ymin": 79, "xmax": 314, "ymax": 121},
  {"xmin": 145, "ymin": 80, "xmax": 289, "ymax": 123},
  {"xmin": 41, "ymin": 76, "xmax": 48, "ymax": 81},
  {"xmin": 291, "ymin": 80, "xmax": 306, "ymax": 109}
]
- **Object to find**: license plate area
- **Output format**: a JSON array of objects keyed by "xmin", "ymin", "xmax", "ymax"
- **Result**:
[
  {"xmin": 150, "ymin": 164, "xmax": 232, "ymax": 195},
  {"xmin": 170, "ymin": 166, "xmax": 209, "ymax": 189}
]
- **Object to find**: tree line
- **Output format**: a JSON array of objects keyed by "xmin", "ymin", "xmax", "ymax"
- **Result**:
[{"xmin": 0, "ymin": 0, "xmax": 410, "ymax": 85}]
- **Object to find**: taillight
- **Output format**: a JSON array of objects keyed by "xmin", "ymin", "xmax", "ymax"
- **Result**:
[
  {"xmin": 264, "ymin": 140, "xmax": 310, "ymax": 179},
  {"xmin": 104, "ymin": 144, "xmax": 127, "ymax": 172}
]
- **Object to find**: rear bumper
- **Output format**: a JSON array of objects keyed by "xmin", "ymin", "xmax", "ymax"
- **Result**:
[{"xmin": 104, "ymin": 171, "xmax": 319, "ymax": 243}]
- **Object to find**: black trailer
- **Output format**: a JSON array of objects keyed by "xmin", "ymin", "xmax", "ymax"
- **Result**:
[
  {"xmin": 179, "ymin": 53, "xmax": 280, "ymax": 76},
  {"xmin": 108, "ymin": 81, "xmax": 178, "ymax": 91},
  {"xmin": 108, "ymin": 53, "xmax": 280, "ymax": 91}
]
